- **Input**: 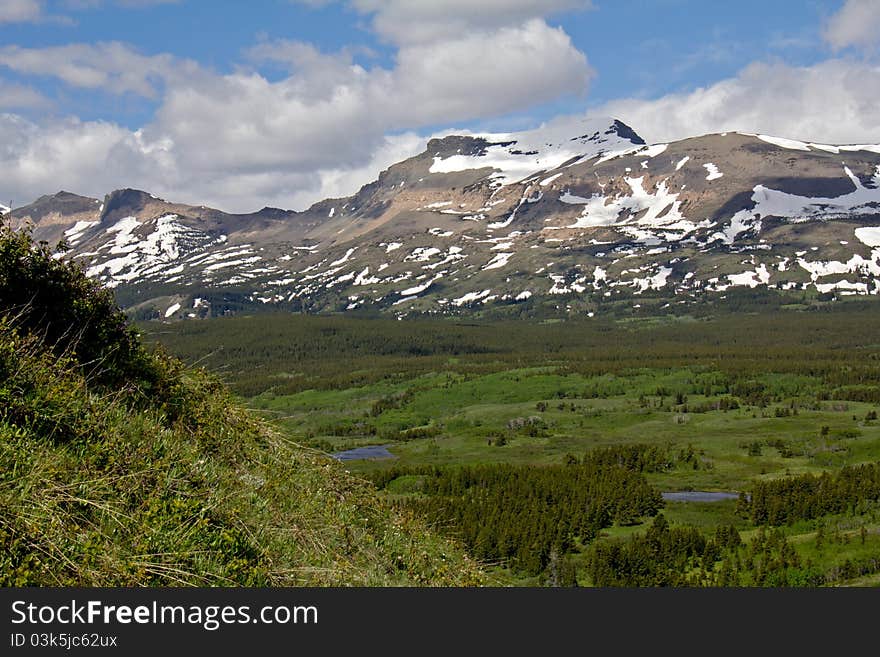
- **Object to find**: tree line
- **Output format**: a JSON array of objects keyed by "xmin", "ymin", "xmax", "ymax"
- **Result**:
[
  {"xmin": 372, "ymin": 447, "xmax": 665, "ymax": 577},
  {"xmin": 738, "ymin": 463, "xmax": 880, "ymax": 525}
]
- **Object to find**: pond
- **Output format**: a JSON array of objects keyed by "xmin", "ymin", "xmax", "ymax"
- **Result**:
[
  {"xmin": 661, "ymin": 491, "xmax": 741, "ymax": 503},
  {"xmin": 332, "ymin": 445, "xmax": 396, "ymax": 461}
]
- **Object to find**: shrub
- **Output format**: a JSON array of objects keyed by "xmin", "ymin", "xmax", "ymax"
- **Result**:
[{"xmin": 0, "ymin": 222, "xmax": 156, "ymax": 390}]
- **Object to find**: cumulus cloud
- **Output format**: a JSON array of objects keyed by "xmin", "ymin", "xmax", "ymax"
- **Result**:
[
  {"xmin": 392, "ymin": 20, "xmax": 591, "ymax": 119},
  {"xmin": 2, "ymin": 12, "xmax": 592, "ymax": 212},
  {"xmin": 594, "ymin": 59, "xmax": 880, "ymax": 145},
  {"xmin": 0, "ymin": 80, "xmax": 51, "ymax": 110},
  {"xmin": 0, "ymin": 115, "xmax": 146, "ymax": 204},
  {"xmin": 824, "ymin": 0, "xmax": 880, "ymax": 51},
  {"xmin": 246, "ymin": 19, "xmax": 591, "ymax": 123},
  {"xmin": 0, "ymin": 112, "xmax": 427, "ymax": 213},
  {"xmin": 0, "ymin": 42, "xmax": 203, "ymax": 98},
  {"xmin": 0, "ymin": 0, "xmax": 173, "ymax": 22},
  {"xmin": 0, "ymin": 0, "xmax": 43, "ymax": 24},
  {"xmin": 149, "ymin": 19, "xmax": 590, "ymax": 193}
]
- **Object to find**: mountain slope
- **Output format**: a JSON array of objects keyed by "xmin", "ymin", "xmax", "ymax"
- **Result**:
[
  {"xmin": 0, "ymin": 223, "xmax": 482, "ymax": 586},
  {"xmin": 9, "ymin": 118, "xmax": 880, "ymax": 318}
]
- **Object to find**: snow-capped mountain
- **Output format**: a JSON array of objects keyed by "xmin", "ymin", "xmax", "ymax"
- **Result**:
[{"xmin": 7, "ymin": 117, "xmax": 880, "ymax": 319}]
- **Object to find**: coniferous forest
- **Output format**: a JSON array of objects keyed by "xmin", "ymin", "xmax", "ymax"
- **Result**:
[{"xmin": 142, "ymin": 309, "xmax": 880, "ymax": 587}]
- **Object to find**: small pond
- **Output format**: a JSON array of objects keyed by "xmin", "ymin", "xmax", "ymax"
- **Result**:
[{"xmin": 332, "ymin": 445, "xmax": 396, "ymax": 461}]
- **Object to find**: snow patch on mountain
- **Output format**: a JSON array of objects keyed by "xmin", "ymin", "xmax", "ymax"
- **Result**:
[
  {"xmin": 704, "ymin": 163, "xmax": 723, "ymax": 181},
  {"xmin": 561, "ymin": 177, "xmax": 687, "ymax": 232},
  {"xmin": 483, "ymin": 252, "xmax": 514, "ymax": 270},
  {"xmin": 400, "ymin": 272, "xmax": 446, "ymax": 297},
  {"xmin": 631, "ymin": 266, "xmax": 673, "ymax": 293},
  {"xmin": 748, "ymin": 133, "xmax": 880, "ymax": 155},
  {"xmin": 855, "ymin": 227, "xmax": 880, "ymax": 247},
  {"xmin": 727, "ymin": 264, "xmax": 771, "ymax": 288},
  {"xmin": 204, "ymin": 256, "xmax": 262, "ymax": 272},
  {"xmin": 429, "ymin": 117, "xmax": 642, "ymax": 185},
  {"xmin": 798, "ymin": 253, "xmax": 880, "ymax": 280},
  {"xmin": 749, "ymin": 166, "xmax": 880, "ymax": 221},
  {"xmin": 452, "ymin": 289, "xmax": 492, "ymax": 306},
  {"xmin": 85, "ymin": 214, "xmax": 225, "ymax": 288},
  {"xmin": 64, "ymin": 220, "xmax": 100, "ymax": 245},
  {"xmin": 329, "ymin": 247, "xmax": 357, "ymax": 267},
  {"xmin": 406, "ymin": 247, "xmax": 442, "ymax": 262}
]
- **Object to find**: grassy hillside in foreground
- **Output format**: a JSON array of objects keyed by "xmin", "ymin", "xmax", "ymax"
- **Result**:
[{"xmin": 0, "ymin": 223, "xmax": 482, "ymax": 586}]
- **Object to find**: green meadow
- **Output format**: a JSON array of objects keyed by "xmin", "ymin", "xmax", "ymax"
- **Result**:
[{"xmin": 143, "ymin": 309, "xmax": 880, "ymax": 586}]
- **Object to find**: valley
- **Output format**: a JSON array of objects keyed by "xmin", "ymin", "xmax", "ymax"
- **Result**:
[
  {"xmin": 7, "ymin": 114, "xmax": 880, "ymax": 587},
  {"xmin": 143, "ymin": 308, "xmax": 880, "ymax": 586}
]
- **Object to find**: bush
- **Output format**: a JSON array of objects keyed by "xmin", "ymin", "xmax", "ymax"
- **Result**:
[{"xmin": 0, "ymin": 222, "xmax": 156, "ymax": 390}]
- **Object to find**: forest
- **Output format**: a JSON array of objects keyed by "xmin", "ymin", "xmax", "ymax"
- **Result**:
[
  {"xmin": 375, "ymin": 450, "xmax": 663, "ymax": 577},
  {"xmin": 142, "ymin": 307, "xmax": 880, "ymax": 587}
]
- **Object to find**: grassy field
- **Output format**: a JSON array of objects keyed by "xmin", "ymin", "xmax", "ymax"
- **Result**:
[
  {"xmin": 249, "ymin": 367, "xmax": 880, "ymax": 486},
  {"xmin": 142, "ymin": 309, "xmax": 880, "ymax": 586}
]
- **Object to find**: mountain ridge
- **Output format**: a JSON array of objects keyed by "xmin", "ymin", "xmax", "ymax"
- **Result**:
[{"xmin": 6, "ymin": 117, "xmax": 880, "ymax": 319}]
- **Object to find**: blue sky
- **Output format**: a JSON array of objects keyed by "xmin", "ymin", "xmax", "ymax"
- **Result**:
[{"xmin": 1, "ymin": 0, "xmax": 879, "ymax": 211}]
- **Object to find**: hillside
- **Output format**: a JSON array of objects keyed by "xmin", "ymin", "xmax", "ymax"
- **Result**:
[
  {"xmin": 10, "ymin": 118, "xmax": 880, "ymax": 320},
  {"xmin": 0, "ymin": 222, "xmax": 482, "ymax": 586}
]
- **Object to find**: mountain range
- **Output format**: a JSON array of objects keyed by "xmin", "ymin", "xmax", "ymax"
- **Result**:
[{"xmin": 5, "ymin": 117, "xmax": 880, "ymax": 320}]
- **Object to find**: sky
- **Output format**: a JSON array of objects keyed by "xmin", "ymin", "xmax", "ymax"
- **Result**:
[{"xmin": 1, "ymin": 0, "xmax": 880, "ymax": 213}]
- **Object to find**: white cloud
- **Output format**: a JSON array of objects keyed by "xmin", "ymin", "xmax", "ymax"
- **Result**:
[
  {"xmin": 0, "ymin": 0, "xmax": 171, "ymax": 23},
  {"xmin": 391, "ymin": 20, "xmax": 591, "ymax": 120},
  {"xmin": 154, "ymin": 19, "xmax": 589, "ymax": 183},
  {"xmin": 825, "ymin": 0, "xmax": 880, "ymax": 51},
  {"xmin": 0, "ymin": 0, "xmax": 595, "ymax": 212},
  {"xmin": 0, "ymin": 112, "xmax": 426, "ymax": 214},
  {"xmin": 0, "ymin": 0, "xmax": 43, "ymax": 24},
  {"xmin": 0, "ymin": 115, "xmax": 147, "ymax": 203},
  {"xmin": 0, "ymin": 80, "xmax": 51, "ymax": 109},
  {"xmin": 0, "ymin": 42, "xmax": 202, "ymax": 98},
  {"xmin": 594, "ymin": 59, "xmax": 880, "ymax": 145},
  {"xmin": 0, "ymin": 15, "xmax": 592, "ymax": 212}
]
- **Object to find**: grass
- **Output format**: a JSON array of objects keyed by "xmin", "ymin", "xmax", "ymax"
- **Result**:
[
  {"xmin": 0, "ymin": 321, "xmax": 483, "ymax": 587},
  {"xmin": 245, "ymin": 367, "xmax": 880, "ymax": 489}
]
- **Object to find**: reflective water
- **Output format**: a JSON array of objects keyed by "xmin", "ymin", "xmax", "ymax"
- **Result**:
[{"xmin": 333, "ymin": 445, "xmax": 395, "ymax": 461}]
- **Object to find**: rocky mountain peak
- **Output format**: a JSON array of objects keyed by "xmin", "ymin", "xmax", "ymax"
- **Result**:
[{"xmin": 100, "ymin": 189, "xmax": 167, "ymax": 223}]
